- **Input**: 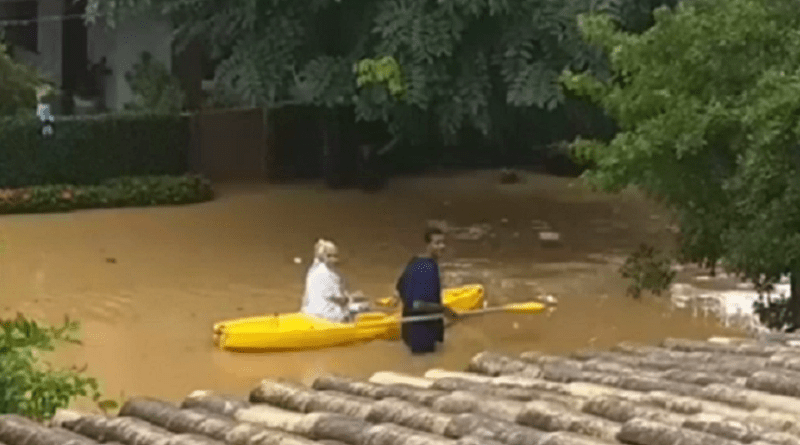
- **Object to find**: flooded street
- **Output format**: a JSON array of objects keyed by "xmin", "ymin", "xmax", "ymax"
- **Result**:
[{"xmin": 0, "ymin": 170, "xmax": 741, "ymax": 408}]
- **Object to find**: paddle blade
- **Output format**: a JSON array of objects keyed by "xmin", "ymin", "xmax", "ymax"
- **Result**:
[{"xmin": 503, "ymin": 301, "xmax": 547, "ymax": 314}]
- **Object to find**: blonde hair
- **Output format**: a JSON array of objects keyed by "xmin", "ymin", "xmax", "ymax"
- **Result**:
[{"xmin": 313, "ymin": 239, "xmax": 338, "ymax": 263}]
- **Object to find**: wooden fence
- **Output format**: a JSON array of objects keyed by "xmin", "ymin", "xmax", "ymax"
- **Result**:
[{"xmin": 188, "ymin": 107, "xmax": 271, "ymax": 182}]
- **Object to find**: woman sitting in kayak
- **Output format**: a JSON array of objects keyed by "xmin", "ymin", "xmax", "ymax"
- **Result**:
[{"xmin": 300, "ymin": 239, "xmax": 355, "ymax": 323}]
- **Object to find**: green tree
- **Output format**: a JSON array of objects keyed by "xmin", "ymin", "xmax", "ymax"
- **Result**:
[
  {"xmin": 86, "ymin": 0, "xmax": 672, "ymax": 148},
  {"xmin": 124, "ymin": 51, "xmax": 185, "ymax": 113},
  {"xmin": 563, "ymin": 0, "xmax": 800, "ymax": 330},
  {"xmin": 0, "ymin": 42, "xmax": 45, "ymax": 116}
]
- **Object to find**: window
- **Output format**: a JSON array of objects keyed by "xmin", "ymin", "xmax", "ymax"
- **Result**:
[{"xmin": 0, "ymin": 1, "xmax": 38, "ymax": 54}]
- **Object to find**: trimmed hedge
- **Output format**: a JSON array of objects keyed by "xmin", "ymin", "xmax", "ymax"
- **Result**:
[
  {"xmin": 0, "ymin": 174, "xmax": 213, "ymax": 214},
  {"xmin": 0, "ymin": 113, "xmax": 190, "ymax": 188}
]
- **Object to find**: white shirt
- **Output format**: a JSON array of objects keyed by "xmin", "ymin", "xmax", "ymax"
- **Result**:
[{"xmin": 301, "ymin": 261, "xmax": 350, "ymax": 322}]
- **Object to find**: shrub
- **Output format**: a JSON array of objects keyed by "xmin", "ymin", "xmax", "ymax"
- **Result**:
[
  {"xmin": 619, "ymin": 244, "xmax": 677, "ymax": 299},
  {"xmin": 0, "ymin": 114, "xmax": 190, "ymax": 188},
  {"xmin": 0, "ymin": 313, "xmax": 118, "ymax": 421},
  {"xmin": 0, "ymin": 174, "xmax": 213, "ymax": 214},
  {"xmin": 124, "ymin": 51, "xmax": 185, "ymax": 113},
  {"xmin": 0, "ymin": 42, "xmax": 42, "ymax": 116}
]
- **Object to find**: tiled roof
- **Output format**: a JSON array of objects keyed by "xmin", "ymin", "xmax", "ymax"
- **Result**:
[{"xmin": 5, "ymin": 334, "xmax": 800, "ymax": 445}]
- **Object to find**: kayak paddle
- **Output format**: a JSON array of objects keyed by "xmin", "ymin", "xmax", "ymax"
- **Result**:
[{"xmin": 399, "ymin": 300, "xmax": 556, "ymax": 324}]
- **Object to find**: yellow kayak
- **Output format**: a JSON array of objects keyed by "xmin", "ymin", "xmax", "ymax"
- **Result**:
[{"xmin": 213, "ymin": 284, "xmax": 484, "ymax": 352}]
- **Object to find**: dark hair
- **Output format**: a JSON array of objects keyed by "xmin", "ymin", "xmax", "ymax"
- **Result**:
[{"xmin": 424, "ymin": 227, "xmax": 445, "ymax": 243}]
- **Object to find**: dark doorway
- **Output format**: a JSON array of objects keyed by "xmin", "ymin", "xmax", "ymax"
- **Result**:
[{"xmin": 61, "ymin": 0, "xmax": 88, "ymax": 114}]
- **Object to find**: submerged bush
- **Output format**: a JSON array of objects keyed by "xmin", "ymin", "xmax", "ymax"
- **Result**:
[
  {"xmin": 620, "ymin": 244, "xmax": 677, "ymax": 299},
  {"xmin": 0, "ymin": 174, "xmax": 213, "ymax": 214}
]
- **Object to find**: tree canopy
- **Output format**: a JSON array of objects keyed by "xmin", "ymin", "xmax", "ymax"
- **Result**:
[
  {"xmin": 86, "ymin": 0, "xmax": 673, "ymax": 146},
  {"xmin": 563, "ymin": 0, "xmax": 800, "ymax": 327}
]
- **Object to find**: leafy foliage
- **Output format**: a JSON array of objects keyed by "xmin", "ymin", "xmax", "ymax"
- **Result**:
[
  {"xmin": 0, "ymin": 174, "xmax": 213, "ymax": 214},
  {"xmin": 356, "ymin": 56, "xmax": 406, "ymax": 100},
  {"xmin": 124, "ymin": 51, "xmax": 185, "ymax": 113},
  {"xmin": 86, "ymin": 0, "xmax": 674, "ymax": 147},
  {"xmin": 0, "ymin": 42, "xmax": 46, "ymax": 116},
  {"xmin": 619, "ymin": 243, "xmax": 677, "ymax": 299},
  {"xmin": 563, "ymin": 0, "xmax": 800, "ymax": 326},
  {"xmin": 0, "ymin": 313, "xmax": 118, "ymax": 421},
  {"xmin": 0, "ymin": 114, "xmax": 190, "ymax": 188},
  {"xmin": 753, "ymin": 292, "xmax": 797, "ymax": 332}
]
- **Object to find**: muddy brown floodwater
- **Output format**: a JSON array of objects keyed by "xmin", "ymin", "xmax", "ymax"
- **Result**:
[{"xmin": 0, "ymin": 170, "xmax": 741, "ymax": 410}]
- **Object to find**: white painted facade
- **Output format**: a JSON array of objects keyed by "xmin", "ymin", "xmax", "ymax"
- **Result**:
[
  {"xmin": 10, "ymin": 0, "xmax": 63, "ymax": 84},
  {"xmin": 9, "ymin": 0, "xmax": 173, "ymax": 111},
  {"xmin": 86, "ymin": 14, "xmax": 173, "ymax": 111}
]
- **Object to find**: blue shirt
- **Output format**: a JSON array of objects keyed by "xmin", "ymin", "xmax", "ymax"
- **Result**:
[{"xmin": 396, "ymin": 256, "xmax": 444, "ymax": 352}]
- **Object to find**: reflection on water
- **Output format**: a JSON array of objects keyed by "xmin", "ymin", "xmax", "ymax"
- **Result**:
[{"xmin": 0, "ymin": 170, "xmax": 741, "ymax": 407}]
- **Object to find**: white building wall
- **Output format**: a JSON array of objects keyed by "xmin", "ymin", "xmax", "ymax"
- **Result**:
[
  {"xmin": 104, "ymin": 15, "xmax": 172, "ymax": 111},
  {"xmin": 86, "ymin": 16, "xmax": 116, "ymax": 109},
  {"xmin": 9, "ymin": 0, "xmax": 62, "ymax": 85},
  {"xmin": 15, "ymin": 0, "xmax": 173, "ymax": 111},
  {"xmin": 36, "ymin": 0, "xmax": 62, "ymax": 84}
]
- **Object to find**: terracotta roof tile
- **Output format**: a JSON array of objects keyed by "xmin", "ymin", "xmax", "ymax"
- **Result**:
[{"xmin": 5, "ymin": 335, "xmax": 800, "ymax": 445}]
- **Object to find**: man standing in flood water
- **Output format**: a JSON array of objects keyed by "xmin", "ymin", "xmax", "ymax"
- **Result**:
[{"xmin": 396, "ymin": 227, "xmax": 458, "ymax": 354}]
